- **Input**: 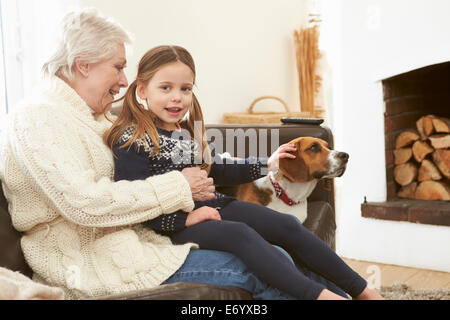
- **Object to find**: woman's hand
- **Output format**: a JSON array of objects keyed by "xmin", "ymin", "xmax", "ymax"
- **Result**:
[
  {"xmin": 185, "ymin": 206, "xmax": 221, "ymax": 227},
  {"xmin": 181, "ymin": 167, "xmax": 215, "ymax": 201},
  {"xmin": 267, "ymin": 143, "xmax": 297, "ymax": 172}
]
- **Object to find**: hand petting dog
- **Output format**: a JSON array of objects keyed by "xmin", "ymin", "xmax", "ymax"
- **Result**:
[{"xmin": 267, "ymin": 143, "xmax": 298, "ymax": 172}]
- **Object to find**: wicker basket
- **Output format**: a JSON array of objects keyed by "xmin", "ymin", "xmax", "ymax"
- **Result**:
[{"xmin": 222, "ymin": 96, "xmax": 310, "ymax": 124}]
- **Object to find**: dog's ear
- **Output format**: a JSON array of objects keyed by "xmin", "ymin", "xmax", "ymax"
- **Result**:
[{"xmin": 278, "ymin": 142, "xmax": 310, "ymax": 182}]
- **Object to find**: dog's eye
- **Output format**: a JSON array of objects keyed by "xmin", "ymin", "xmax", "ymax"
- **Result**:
[{"xmin": 309, "ymin": 144, "xmax": 321, "ymax": 153}]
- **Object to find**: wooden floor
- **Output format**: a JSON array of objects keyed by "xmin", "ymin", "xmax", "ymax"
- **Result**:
[{"xmin": 342, "ymin": 258, "xmax": 450, "ymax": 290}]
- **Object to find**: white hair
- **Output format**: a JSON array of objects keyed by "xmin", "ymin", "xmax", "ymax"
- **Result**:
[{"xmin": 42, "ymin": 7, "xmax": 132, "ymax": 81}]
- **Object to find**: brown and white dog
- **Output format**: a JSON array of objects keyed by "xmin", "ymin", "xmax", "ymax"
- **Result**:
[{"xmin": 236, "ymin": 137, "xmax": 349, "ymax": 223}]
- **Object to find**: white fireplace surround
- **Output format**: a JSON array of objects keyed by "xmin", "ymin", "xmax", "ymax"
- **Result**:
[{"xmin": 320, "ymin": 0, "xmax": 450, "ymax": 272}]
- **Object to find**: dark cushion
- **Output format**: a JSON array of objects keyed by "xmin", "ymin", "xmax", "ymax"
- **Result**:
[
  {"xmin": 0, "ymin": 184, "xmax": 33, "ymax": 278},
  {"xmin": 205, "ymin": 124, "xmax": 335, "ymax": 208},
  {"xmin": 304, "ymin": 201, "xmax": 336, "ymax": 250}
]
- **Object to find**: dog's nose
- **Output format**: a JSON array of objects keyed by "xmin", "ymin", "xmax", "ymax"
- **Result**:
[{"xmin": 337, "ymin": 152, "xmax": 349, "ymax": 162}]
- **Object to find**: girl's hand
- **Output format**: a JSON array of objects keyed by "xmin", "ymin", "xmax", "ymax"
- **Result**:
[
  {"xmin": 267, "ymin": 143, "xmax": 297, "ymax": 172},
  {"xmin": 185, "ymin": 206, "xmax": 221, "ymax": 227}
]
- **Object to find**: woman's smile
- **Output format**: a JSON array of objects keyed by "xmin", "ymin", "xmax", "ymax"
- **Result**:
[{"xmin": 108, "ymin": 89, "xmax": 119, "ymax": 100}]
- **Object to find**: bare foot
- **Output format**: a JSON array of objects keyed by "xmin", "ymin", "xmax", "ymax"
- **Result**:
[{"xmin": 355, "ymin": 286, "xmax": 384, "ymax": 300}]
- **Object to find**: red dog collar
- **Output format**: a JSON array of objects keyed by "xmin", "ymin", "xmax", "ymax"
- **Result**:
[{"xmin": 269, "ymin": 174, "xmax": 304, "ymax": 207}]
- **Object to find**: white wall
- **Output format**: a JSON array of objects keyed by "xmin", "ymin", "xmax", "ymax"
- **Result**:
[
  {"xmin": 80, "ymin": 0, "xmax": 308, "ymax": 124},
  {"xmin": 321, "ymin": 0, "xmax": 450, "ymax": 272}
]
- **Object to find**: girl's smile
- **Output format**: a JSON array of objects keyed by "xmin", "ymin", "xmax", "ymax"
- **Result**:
[
  {"xmin": 137, "ymin": 61, "xmax": 194, "ymax": 131},
  {"xmin": 165, "ymin": 106, "xmax": 184, "ymax": 117}
]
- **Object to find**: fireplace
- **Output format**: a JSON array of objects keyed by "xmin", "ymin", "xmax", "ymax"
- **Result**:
[{"xmin": 361, "ymin": 61, "xmax": 450, "ymax": 227}]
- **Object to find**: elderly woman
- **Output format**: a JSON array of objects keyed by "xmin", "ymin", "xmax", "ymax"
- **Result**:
[{"xmin": 0, "ymin": 8, "xmax": 380, "ymax": 300}]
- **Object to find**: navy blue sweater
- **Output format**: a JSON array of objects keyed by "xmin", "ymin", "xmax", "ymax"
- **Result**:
[{"xmin": 113, "ymin": 126, "xmax": 268, "ymax": 234}]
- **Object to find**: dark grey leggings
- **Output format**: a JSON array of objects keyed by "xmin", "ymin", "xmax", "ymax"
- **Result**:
[{"xmin": 169, "ymin": 200, "xmax": 367, "ymax": 300}]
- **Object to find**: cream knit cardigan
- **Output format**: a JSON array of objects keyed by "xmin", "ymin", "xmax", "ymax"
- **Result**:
[{"xmin": 0, "ymin": 76, "xmax": 197, "ymax": 299}]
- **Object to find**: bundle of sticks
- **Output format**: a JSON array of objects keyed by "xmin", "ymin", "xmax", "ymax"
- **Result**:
[
  {"xmin": 293, "ymin": 24, "xmax": 322, "ymax": 116},
  {"xmin": 394, "ymin": 115, "xmax": 450, "ymax": 200}
]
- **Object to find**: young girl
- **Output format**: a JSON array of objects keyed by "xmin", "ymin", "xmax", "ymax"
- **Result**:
[{"xmin": 104, "ymin": 45, "xmax": 381, "ymax": 300}]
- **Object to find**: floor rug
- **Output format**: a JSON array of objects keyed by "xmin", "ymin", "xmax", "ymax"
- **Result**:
[{"xmin": 378, "ymin": 283, "xmax": 450, "ymax": 300}]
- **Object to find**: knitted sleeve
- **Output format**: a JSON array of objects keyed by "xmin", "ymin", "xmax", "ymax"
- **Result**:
[
  {"xmin": 142, "ymin": 211, "xmax": 188, "ymax": 234},
  {"xmin": 9, "ymin": 106, "xmax": 194, "ymax": 228}
]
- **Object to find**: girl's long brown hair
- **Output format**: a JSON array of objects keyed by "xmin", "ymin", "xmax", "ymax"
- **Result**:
[{"xmin": 104, "ymin": 45, "xmax": 211, "ymax": 172}]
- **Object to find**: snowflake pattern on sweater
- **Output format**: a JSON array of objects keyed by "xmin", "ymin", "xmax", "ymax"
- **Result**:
[{"xmin": 113, "ymin": 126, "xmax": 268, "ymax": 234}]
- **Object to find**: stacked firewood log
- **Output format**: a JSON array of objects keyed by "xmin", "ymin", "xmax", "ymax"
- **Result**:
[{"xmin": 394, "ymin": 115, "xmax": 450, "ymax": 201}]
